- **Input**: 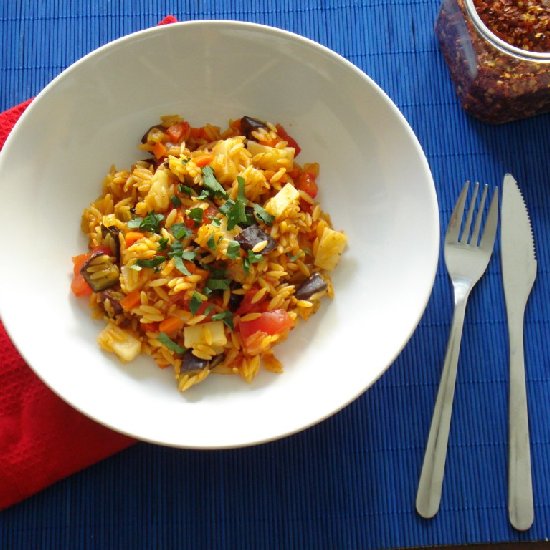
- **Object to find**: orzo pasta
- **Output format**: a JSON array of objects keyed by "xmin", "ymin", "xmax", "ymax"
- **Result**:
[{"xmin": 72, "ymin": 115, "xmax": 347, "ymax": 392}]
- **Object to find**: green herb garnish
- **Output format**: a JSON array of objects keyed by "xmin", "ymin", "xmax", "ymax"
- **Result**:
[
  {"xmin": 131, "ymin": 256, "xmax": 166, "ymax": 270},
  {"xmin": 172, "ymin": 256, "xmax": 191, "ymax": 275},
  {"xmin": 188, "ymin": 208, "xmax": 204, "ymax": 225},
  {"xmin": 180, "ymin": 185, "xmax": 195, "ymax": 196},
  {"xmin": 189, "ymin": 292, "xmax": 205, "ymax": 315},
  {"xmin": 243, "ymin": 250, "xmax": 263, "ymax": 273},
  {"xmin": 224, "ymin": 176, "xmax": 248, "ymax": 230},
  {"xmin": 212, "ymin": 311, "xmax": 234, "ymax": 330},
  {"xmin": 226, "ymin": 240, "xmax": 241, "ymax": 260},
  {"xmin": 157, "ymin": 332, "xmax": 186, "ymax": 354},
  {"xmin": 205, "ymin": 278, "xmax": 231, "ymax": 291},
  {"xmin": 171, "ymin": 223, "xmax": 190, "ymax": 240},
  {"xmin": 127, "ymin": 211, "xmax": 164, "ymax": 233},
  {"xmin": 158, "ymin": 237, "xmax": 169, "ymax": 251},
  {"xmin": 170, "ymin": 195, "xmax": 182, "ymax": 207},
  {"xmin": 207, "ymin": 235, "xmax": 217, "ymax": 251},
  {"xmin": 201, "ymin": 166, "xmax": 228, "ymax": 198},
  {"xmin": 253, "ymin": 203, "xmax": 275, "ymax": 225}
]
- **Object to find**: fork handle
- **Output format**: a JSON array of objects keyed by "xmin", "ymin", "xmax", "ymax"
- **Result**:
[
  {"xmin": 416, "ymin": 292, "xmax": 468, "ymax": 519},
  {"xmin": 508, "ymin": 309, "xmax": 534, "ymax": 531}
]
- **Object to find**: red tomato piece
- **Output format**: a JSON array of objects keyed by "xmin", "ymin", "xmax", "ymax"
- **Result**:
[
  {"xmin": 275, "ymin": 124, "xmax": 301, "ymax": 156},
  {"xmin": 235, "ymin": 287, "xmax": 268, "ymax": 316},
  {"xmin": 296, "ymin": 172, "xmax": 318, "ymax": 198},
  {"xmin": 166, "ymin": 121, "xmax": 190, "ymax": 143},
  {"xmin": 239, "ymin": 310, "xmax": 294, "ymax": 340}
]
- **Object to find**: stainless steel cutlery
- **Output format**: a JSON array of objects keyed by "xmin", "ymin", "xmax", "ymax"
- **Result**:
[{"xmin": 417, "ymin": 174, "xmax": 536, "ymax": 530}]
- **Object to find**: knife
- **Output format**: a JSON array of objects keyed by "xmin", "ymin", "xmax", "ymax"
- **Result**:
[{"xmin": 501, "ymin": 173, "xmax": 537, "ymax": 531}]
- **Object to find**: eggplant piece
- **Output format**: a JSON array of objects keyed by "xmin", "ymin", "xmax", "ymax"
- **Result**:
[
  {"xmin": 240, "ymin": 116, "xmax": 268, "ymax": 140},
  {"xmin": 180, "ymin": 350, "xmax": 210, "ymax": 373},
  {"xmin": 80, "ymin": 251, "xmax": 120, "ymax": 292},
  {"xmin": 235, "ymin": 224, "xmax": 276, "ymax": 253},
  {"xmin": 228, "ymin": 282, "xmax": 244, "ymax": 312},
  {"xmin": 98, "ymin": 290, "xmax": 123, "ymax": 317},
  {"xmin": 101, "ymin": 224, "xmax": 121, "ymax": 263},
  {"xmin": 295, "ymin": 272, "xmax": 328, "ymax": 300},
  {"xmin": 140, "ymin": 125, "xmax": 162, "ymax": 144}
]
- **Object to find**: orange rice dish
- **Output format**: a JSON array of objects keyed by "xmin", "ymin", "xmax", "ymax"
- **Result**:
[{"xmin": 72, "ymin": 115, "xmax": 347, "ymax": 392}]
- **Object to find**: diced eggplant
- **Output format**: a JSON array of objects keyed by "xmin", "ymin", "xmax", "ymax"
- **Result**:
[
  {"xmin": 240, "ymin": 116, "xmax": 267, "ymax": 140},
  {"xmin": 228, "ymin": 282, "xmax": 244, "ymax": 312},
  {"xmin": 98, "ymin": 290, "xmax": 123, "ymax": 316},
  {"xmin": 295, "ymin": 272, "xmax": 328, "ymax": 300},
  {"xmin": 101, "ymin": 224, "xmax": 121, "ymax": 263},
  {"xmin": 235, "ymin": 224, "xmax": 276, "ymax": 253},
  {"xmin": 80, "ymin": 251, "xmax": 120, "ymax": 292},
  {"xmin": 140, "ymin": 125, "xmax": 162, "ymax": 144},
  {"xmin": 180, "ymin": 350, "xmax": 210, "ymax": 373}
]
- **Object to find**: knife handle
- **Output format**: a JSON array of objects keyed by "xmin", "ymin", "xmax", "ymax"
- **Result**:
[{"xmin": 508, "ymin": 310, "xmax": 534, "ymax": 531}]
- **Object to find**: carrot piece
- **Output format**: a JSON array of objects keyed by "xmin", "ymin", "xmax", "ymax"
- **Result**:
[
  {"xmin": 141, "ymin": 322, "xmax": 159, "ymax": 333},
  {"xmin": 166, "ymin": 121, "xmax": 190, "ymax": 142},
  {"xmin": 152, "ymin": 141, "xmax": 167, "ymax": 160},
  {"xmin": 194, "ymin": 154, "xmax": 213, "ymax": 168},
  {"xmin": 71, "ymin": 273, "xmax": 92, "ymax": 297},
  {"xmin": 120, "ymin": 290, "xmax": 141, "ymax": 311},
  {"xmin": 72, "ymin": 253, "xmax": 91, "ymax": 276},
  {"xmin": 158, "ymin": 316, "xmax": 185, "ymax": 336},
  {"xmin": 125, "ymin": 231, "xmax": 144, "ymax": 246},
  {"xmin": 189, "ymin": 127, "xmax": 207, "ymax": 139}
]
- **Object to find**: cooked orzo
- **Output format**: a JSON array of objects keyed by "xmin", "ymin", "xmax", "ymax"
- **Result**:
[{"xmin": 72, "ymin": 115, "xmax": 347, "ymax": 392}]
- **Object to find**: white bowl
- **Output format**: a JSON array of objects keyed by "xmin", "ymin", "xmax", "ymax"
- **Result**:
[{"xmin": 0, "ymin": 21, "xmax": 439, "ymax": 448}]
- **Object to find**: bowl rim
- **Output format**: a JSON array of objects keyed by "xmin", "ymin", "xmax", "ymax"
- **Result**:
[{"xmin": 0, "ymin": 19, "xmax": 440, "ymax": 448}]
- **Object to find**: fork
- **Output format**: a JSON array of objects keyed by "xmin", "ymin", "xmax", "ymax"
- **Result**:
[{"xmin": 416, "ymin": 181, "xmax": 499, "ymax": 519}]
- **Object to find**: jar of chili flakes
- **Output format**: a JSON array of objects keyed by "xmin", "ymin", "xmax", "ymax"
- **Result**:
[{"xmin": 436, "ymin": 0, "xmax": 550, "ymax": 123}]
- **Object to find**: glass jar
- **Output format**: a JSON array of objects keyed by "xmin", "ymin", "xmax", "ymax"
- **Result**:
[{"xmin": 436, "ymin": 0, "xmax": 550, "ymax": 124}]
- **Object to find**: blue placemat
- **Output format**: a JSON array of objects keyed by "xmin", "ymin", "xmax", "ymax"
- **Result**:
[{"xmin": 1, "ymin": 1, "xmax": 550, "ymax": 548}]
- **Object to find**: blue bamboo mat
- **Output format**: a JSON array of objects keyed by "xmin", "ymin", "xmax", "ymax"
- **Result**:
[{"xmin": 1, "ymin": 1, "xmax": 550, "ymax": 548}]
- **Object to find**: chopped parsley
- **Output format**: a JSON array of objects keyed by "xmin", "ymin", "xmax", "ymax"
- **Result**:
[
  {"xmin": 172, "ymin": 255, "xmax": 191, "ymax": 275},
  {"xmin": 131, "ymin": 256, "xmax": 166, "ymax": 270},
  {"xmin": 189, "ymin": 292, "xmax": 205, "ymax": 315},
  {"xmin": 211, "ymin": 217, "xmax": 222, "ymax": 227},
  {"xmin": 180, "ymin": 185, "xmax": 195, "ymax": 196},
  {"xmin": 157, "ymin": 237, "xmax": 169, "ymax": 251},
  {"xmin": 201, "ymin": 166, "xmax": 228, "ymax": 198},
  {"xmin": 223, "ymin": 176, "xmax": 248, "ymax": 230},
  {"xmin": 205, "ymin": 278, "xmax": 231, "ymax": 291},
  {"xmin": 212, "ymin": 310, "xmax": 234, "ymax": 330},
  {"xmin": 170, "ymin": 195, "xmax": 182, "ymax": 207},
  {"xmin": 127, "ymin": 211, "xmax": 164, "ymax": 233},
  {"xmin": 197, "ymin": 189, "xmax": 210, "ymax": 200},
  {"xmin": 157, "ymin": 332, "xmax": 186, "ymax": 355},
  {"xmin": 253, "ymin": 203, "xmax": 275, "ymax": 225},
  {"xmin": 188, "ymin": 208, "xmax": 204, "ymax": 225},
  {"xmin": 243, "ymin": 250, "xmax": 263, "ymax": 273},
  {"xmin": 207, "ymin": 235, "xmax": 217, "ymax": 251},
  {"xmin": 170, "ymin": 223, "xmax": 190, "ymax": 240},
  {"xmin": 226, "ymin": 240, "xmax": 241, "ymax": 260}
]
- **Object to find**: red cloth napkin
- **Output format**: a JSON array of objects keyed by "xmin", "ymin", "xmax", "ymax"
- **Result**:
[{"xmin": 0, "ymin": 15, "xmax": 178, "ymax": 511}]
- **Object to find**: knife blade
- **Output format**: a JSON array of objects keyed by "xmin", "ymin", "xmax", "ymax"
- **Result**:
[{"xmin": 501, "ymin": 173, "xmax": 537, "ymax": 531}]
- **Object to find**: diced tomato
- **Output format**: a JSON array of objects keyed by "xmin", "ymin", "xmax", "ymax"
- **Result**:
[
  {"xmin": 166, "ymin": 121, "xmax": 190, "ymax": 143},
  {"xmin": 239, "ymin": 310, "xmax": 294, "ymax": 340},
  {"xmin": 235, "ymin": 287, "xmax": 268, "ymax": 316},
  {"xmin": 275, "ymin": 124, "xmax": 301, "ymax": 156},
  {"xmin": 141, "ymin": 322, "xmax": 159, "ymax": 333},
  {"xmin": 296, "ymin": 171, "xmax": 318, "ymax": 199},
  {"xmin": 299, "ymin": 199, "xmax": 314, "ymax": 214},
  {"xmin": 189, "ymin": 126, "xmax": 207, "ymax": 140}
]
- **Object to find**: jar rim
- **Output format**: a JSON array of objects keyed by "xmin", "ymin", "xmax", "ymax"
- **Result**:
[{"xmin": 464, "ymin": 0, "xmax": 550, "ymax": 63}]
